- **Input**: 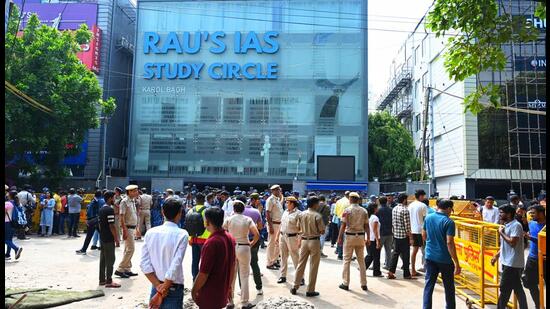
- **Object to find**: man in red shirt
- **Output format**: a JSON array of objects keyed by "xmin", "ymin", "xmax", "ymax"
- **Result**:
[{"xmin": 192, "ymin": 207, "xmax": 236, "ymax": 309}]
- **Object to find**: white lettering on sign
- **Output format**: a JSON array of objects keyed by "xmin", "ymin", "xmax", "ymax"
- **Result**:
[
  {"xmin": 527, "ymin": 100, "xmax": 546, "ymax": 109},
  {"xmin": 530, "ymin": 59, "xmax": 546, "ymax": 68},
  {"xmin": 526, "ymin": 17, "xmax": 546, "ymax": 29}
]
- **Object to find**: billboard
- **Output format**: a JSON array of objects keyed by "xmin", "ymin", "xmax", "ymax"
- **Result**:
[
  {"xmin": 14, "ymin": 1, "xmax": 98, "ymax": 30},
  {"xmin": 76, "ymin": 25, "xmax": 101, "ymax": 73}
]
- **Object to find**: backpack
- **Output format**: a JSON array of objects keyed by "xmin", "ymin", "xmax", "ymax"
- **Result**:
[{"xmin": 184, "ymin": 206, "xmax": 206, "ymax": 237}]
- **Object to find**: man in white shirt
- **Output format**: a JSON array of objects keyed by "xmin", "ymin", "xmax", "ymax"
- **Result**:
[
  {"xmin": 141, "ymin": 198, "xmax": 189, "ymax": 308},
  {"xmin": 481, "ymin": 196, "xmax": 499, "ymax": 224},
  {"xmin": 221, "ymin": 191, "xmax": 234, "ymax": 218},
  {"xmin": 408, "ymin": 189, "xmax": 428, "ymax": 276}
]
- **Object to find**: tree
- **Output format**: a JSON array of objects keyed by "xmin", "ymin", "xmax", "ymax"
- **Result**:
[
  {"xmin": 368, "ymin": 112, "xmax": 421, "ymax": 181},
  {"xmin": 5, "ymin": 7, "xmax": 116, "ymax": 186},
  {"xmin": 426, "ymin": 0, "xmax": 542, "ymax": 115}
]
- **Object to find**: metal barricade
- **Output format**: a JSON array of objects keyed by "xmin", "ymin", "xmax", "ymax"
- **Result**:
[
  {"xmin": 538, "ymin": 226, "xmax": 546, "ymax": 309},
  {"xmin": 451, "ymin": 216, "xmax": 516, "ymax": 309}
]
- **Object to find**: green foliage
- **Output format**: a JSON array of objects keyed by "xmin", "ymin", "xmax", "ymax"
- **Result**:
[
  {"xmin": 5, "ymin": 6, "xmax": 116, "ymax": 185},
  {"xmin": 368, "ymin": 112, "xmax": 421, "ymax": 181},
  {"xmin": 535, "ymin": 1, "xmax": 546, "ymax": 19},
  {"xmin": 427, "ymin": 0, "xmax": 539, "ymax": 115}
]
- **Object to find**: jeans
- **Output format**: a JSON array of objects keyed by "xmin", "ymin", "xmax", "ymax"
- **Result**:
[
  {"xmin": 336, "ymin": 222, "xmax": 343, "ymax": 258},
  {"xmin": 5, "ymin": 222, "xmax": 19, "ymax": 257},
  {"xmin": 191, "ymin": 243, "xmax": 203, "ymax": 281},
  {"xmin": 320, "ymin": 226, "xmax": 330, "ymax": 252},
  {"xmin": 92, "ymin": 230, "xmax": 100, "ymax": 247},
  {"xmin": 250, "ymin": 241, "xmax": 262, "ymax": 290},
  {"xmin": 330, "ymin": 222, "xmax": 339, "ymax": 246},
  {"xmin": 389, "ymin": 237, "xmax": 411, "ymax": 277},
  {"xmin": 523, "ymin": 257, "xmax": 546, "ymax": 308},
  {"xmin": 58, "ymin": 212, "xmax": 66, "ymax": 234},
  {"xmin": 423, "ymin": 259, "xmax": 455, "ymax": 309},
  {"xmin": 380, "ymin": 235, "xmax": 393, "ymax": 267},
  {"xmin": 150, "ymin": 284, "xmax": 184, "ymax": 309},
  {"xmin": 68, "ymin": 213, "xmax": 80, "ymax": 236},
  {"xmin": 364, "ymin": 241, "xmax": 382, "ymax": 276},
  {"xmin": 99, "ymin": 242, "xmax": 115, "ymax": 283},
  {"xmin": 79, "ymin": 221, "xmax": 99, "ymax": 252},
  {"xmin": 498, "ymin": 265, "xmax": 528, "ymax": 309}
]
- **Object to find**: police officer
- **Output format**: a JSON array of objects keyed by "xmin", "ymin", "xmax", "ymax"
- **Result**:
[
  {"xmin": 337, "ymin": 191, "xmax": 370, "ymax": 291},
  {"xmin": 136, "ymin": 188, "xmax": 152, "ymax": 239},
  {"xmin": 266, "ymin": 184, "xmax": 284, "ymax": 269},
  {"xmin": 115, "ymin": 184, "xmax": 139, "ymax": 278},
  {"xmin": 277, "ymin": 196, "xmax": 302, "ymax": 284},
  {"xmin": 290, "ymin": 196, "xmax": 325, "ymax": 297}
]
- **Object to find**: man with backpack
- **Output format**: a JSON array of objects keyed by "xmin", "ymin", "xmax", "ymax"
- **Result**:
[
  {"xmin": 17, "ymin": 184, "xmax": 35, "ymax": 237},
  {"xmin": 76, "ymin": 190, "xmax": 104, "ymax": 254},
  {"xmin": 185, "ymin": 193, "xmax": 210, "ymax": 281}
]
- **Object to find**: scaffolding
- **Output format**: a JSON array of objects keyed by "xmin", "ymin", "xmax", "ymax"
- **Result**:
[
  {"xmin": 376, "ymin": 64, "xmax": 412, "ymax": 116},
  {"xmin": 500, "ymin": 0, "xmax": 547, "ymax": 199}
]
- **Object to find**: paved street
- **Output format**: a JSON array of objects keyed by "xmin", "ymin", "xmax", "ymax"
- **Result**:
[{"xmin": 5, "ymin": 235, "xmax": 477, "ymax": 309}]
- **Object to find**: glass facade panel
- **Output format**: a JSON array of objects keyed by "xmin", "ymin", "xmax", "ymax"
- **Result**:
[{"xmin": 129, "ymin": 0, "xmax": 368, "ymax": 182}]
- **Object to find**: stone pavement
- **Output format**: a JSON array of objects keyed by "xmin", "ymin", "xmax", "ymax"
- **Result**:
[{"xmin": 5, "ymin": 234, "xmax": 528, "ymax": 308}]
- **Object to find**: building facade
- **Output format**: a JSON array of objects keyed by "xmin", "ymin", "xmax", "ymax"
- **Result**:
[
  {"xmin": 128, "ymin": 0, "xmax": 369, "ymax": 185},
  {"xmin": 13, "ymin": 0, "xmax": 136, "ymax": 186},
  {"xmin": 376, "ymin": 0, "xmax": 546, "ymax": 200}
]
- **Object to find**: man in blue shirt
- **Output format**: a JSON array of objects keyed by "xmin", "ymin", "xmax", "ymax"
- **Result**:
[
  {"xmin": 522, "ymin": 205, "xmax": 546, "ymax": 308},
  {"xmin": 422, "ymin": 199, "xmax": 461, "ymax": 309}
]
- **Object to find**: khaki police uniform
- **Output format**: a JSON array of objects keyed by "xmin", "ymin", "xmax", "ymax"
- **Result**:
[
  {"xmin": 138, "ymin": 193, "xmax": 152, "ymax": 234},
  {"xmin": 293, "ymin": 209, "xmax": 325, "ymax": 292},
  {"xmin": 266, "ymin": 193, "xmax": 283, "ymax": 266},
  {"xmin": 341, "ymin": 203, "xmax": 369, "ymax": 287},
  {"xmin": 279, "ymin": 208, "xmax": 301, "ymax": 278},
  {"xmin": 117, "ymin": 195, "xmax": 138, "ymax": 273}
]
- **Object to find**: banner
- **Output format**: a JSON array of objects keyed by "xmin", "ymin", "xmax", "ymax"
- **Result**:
[{"xmin": 455, "ymin": 238, "xmax": 499, "ymax": 283}]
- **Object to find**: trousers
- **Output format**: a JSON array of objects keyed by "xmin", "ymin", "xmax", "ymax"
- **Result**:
[
  {"xmin": 423, "ymin": 259, "xmax": 456, "ymax": 309},
  {"xmin": 138, "ymin": 210, "xmax": 151, "ymax": 235},
  {"xmin": 380, "ymin": 235, "xmax": 393, "ymax": 267},
  {"xmin": 293, "ymin": 239, "xmax": 321, "ymax": 292},
  {"xmin": 279, "ymin": 234, "xmax": 300, "ymax": 278},
  {"xmin": 522, "ymin": 257, "xmax": 546, "ymax": 308},
  {"xmin": 250, "ymin": 241, "xmax": 262, "ymax": 290},
  {"xmin": 389, "ymin": 237, "xmax": 411, "ymax": 277},
  {"xmin": 364, "ymin": 240, "xmax": 382, "ymax": 276},
  {"xmin": 99, "ymin": 241, "xmax": 116, "ymax": 283},
  {"xmin": 231, "ymin": 244, "xmax": 251, "ymax": 305},
  {"xmin": 117, "ymin": 228, "xmax": 135, "ymax": 272},
  {"xmin": 266, "ymin": 223, "xmax": 281, "ymax": 266},
  {"xmin": 342, "ymin": 234, "xmax": 367, "ymax": 286},
  {"xmin": 497, "ymin": 265, "xmax": 528, "ymax": 309}
]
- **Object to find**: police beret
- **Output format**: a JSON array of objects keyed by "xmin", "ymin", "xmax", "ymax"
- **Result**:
[
  {"xmin": 349, "ymin": 192, "xmax": 361, "ymax": 198},
  {"xmin": 270, "ymin": 184, "xmax": 281, "ymax": 190},
  {"xmin": 125, "ymin": 185, "xmax": 138, "ymax": 191}
]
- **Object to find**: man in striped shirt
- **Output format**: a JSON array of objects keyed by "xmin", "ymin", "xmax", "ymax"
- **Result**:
[{"xmin": 387, "ymin": 193, "xmax": 414, "ymax": 280}]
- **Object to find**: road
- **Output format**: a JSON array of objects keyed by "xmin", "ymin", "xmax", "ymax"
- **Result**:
[{"xmin": 5, "ymin": 234, "xmax": 535, "ymax": 308}]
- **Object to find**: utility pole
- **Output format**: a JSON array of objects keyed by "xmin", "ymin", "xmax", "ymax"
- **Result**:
[{"xmin": 420, "ymin": 86, "xmax": 431, "ymax": 181}]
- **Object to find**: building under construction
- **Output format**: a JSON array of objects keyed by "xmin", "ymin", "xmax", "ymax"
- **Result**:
[{"xmin": 375, "ymin": 0, "xmax": 546, "ymax": 199}]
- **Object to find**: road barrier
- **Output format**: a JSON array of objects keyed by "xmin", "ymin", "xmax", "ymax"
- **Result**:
[
  {"xmin": 450, "ymin": 216, "xmax": 516, "ymax": 309},
  {"xmin": 31, "ymin": 193, "xmax": 94, "ymax": 231},
  {"xmin": 538, "ymin": 226, "xmax": 546, "ymax": 309}
]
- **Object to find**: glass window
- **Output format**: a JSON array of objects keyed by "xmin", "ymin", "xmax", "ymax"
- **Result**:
[{"xmin": 129, "ymin": 0, "xmax": 367, "ymax": 180}]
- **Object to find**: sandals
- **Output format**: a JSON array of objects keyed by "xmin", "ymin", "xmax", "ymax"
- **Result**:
[
  {"xmin": 386, "ymin": 273, "xmax": 396, "ymax": 279},
  {"xmin": 105, "ymin": 282, "xmax": 121, "ymax": 288}
]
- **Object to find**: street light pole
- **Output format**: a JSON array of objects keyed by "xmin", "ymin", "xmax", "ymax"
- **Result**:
[{"xmin": 101, "ymin": 116, "xmax": 109, "ymax": 188}]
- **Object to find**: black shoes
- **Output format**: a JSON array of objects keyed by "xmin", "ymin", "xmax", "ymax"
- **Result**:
[
  {"xmin": 361, "ymin": 285, "xmax": 368, "ymax": 291},
  {"xmin": 114, "ymin": 271, "xmax": 130, "ymax": 278},
  {"xmin": 277, "ymin": 277, "xmax": 286, "ymax": 284},
  {"xmin": 15, "ymin": 248, "xmax": 23, "ymax": 260},
  {"xmin": 75, "ymin": 250, "xmax": 86, "ymax": 255},
  {"xmin": 266, "ymin": 265, "xmax": 279, "ymax": 270},
  {"xmin": 306, "ymin": 291, "xmax": 320, "ymax": 297},
  {"xmin": 339, "ymin": 284, "xmax": 349, "ymax": 291},
  {"xmin": 300, "ymin": 279, "xmax": 305, "ymax": 286},
  {"xmin": 91, "ymin": 245, "xmax": 100, "ymax": 250},
  {"xmin": 290, "ymin": 288, "xmax": 297, "ymax": 295},
  {"xmin": 124, "ymin": 271, "xmax": 138, "ymax": 277}
]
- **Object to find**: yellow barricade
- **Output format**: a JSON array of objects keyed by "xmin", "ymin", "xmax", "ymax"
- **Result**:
[
  {"xmin": 538, "ymin": 226, "xmax": 546, "ymax": 309},
  {"xmin": 31, "ymin": 193, "xmax": 95, "ymax": 231},
  {"xmin": 450, "ymin": 216, "xmax": 516, "ymax": 309}
]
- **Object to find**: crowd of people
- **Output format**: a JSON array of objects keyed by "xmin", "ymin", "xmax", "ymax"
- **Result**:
[{"xmin": 4, "ymin": 183, "xmax": 547, "ymax": 309}]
